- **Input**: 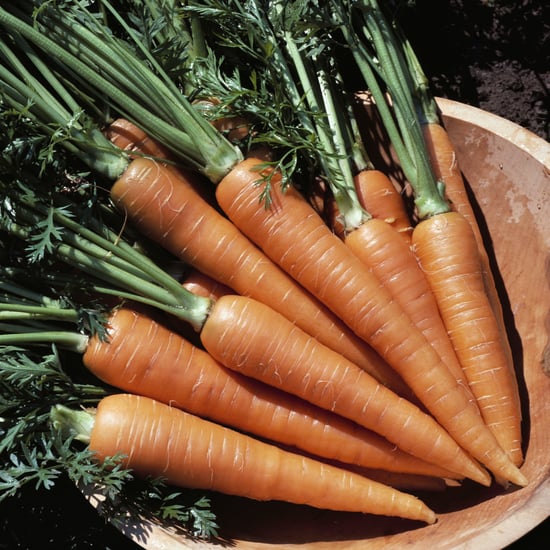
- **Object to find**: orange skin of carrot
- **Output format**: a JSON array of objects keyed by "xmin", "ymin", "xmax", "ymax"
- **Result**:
[
  {"xmin": 89, "ymin": 394, "xmax": 437, "ymax": 523},
  {"xmin": 200, "ymin": 294, "xmax": 491, "ymax": 486},
  {"xmin": 215, "ymin": 158, "xmax": 527, "ymax": 487},
  {"xmin": 181, "ymin": 268, "xmax": 234, "ymax": 301},
  {"xmin": 109, "ymin": 156, "xmax": 410, "ymax": 397},
  {"xmin": 345, "ymin": 215, "xmax": 475, "ymax": 402},
  {"xmin": 354, "ymin": 169, "xmax": 413, "ymax": 244},
  {"xmin": 412, "ymin": 211, "xmax": 524, "ymax": 467},
  {"xmin": 107, "ymin": 118, "xmax": 414, "ymax": 400},
  {"xmin": 83, "ymin": 307, "xmax": 454, "ymax": 479},
  {"xmin": 423, "ymin": 122, "xmax": 521, "ymax": 450},
  {"xmin": 106, "ymin": 118, "xmax": 174, "ymax": 160}
]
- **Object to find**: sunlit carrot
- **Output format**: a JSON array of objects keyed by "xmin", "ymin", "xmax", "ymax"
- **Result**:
[
  {"xmin": 412, "ymin": 211, "xmax": 524, "ymax": 466},
  {"xmin": 50, "ymin": 393, "xmax": 438, "ymax": 523},
  {"xmin": 200, "ymin": 293, "xmax": 497, "ymax": 485},
  {"xmin": 2, "ymin": 4, "xmax": 522, "ymax": 484},
  {"xmin": 374, "ymin": 9, "xmax": 523, "ymax": 467},
  {"xmin": 0, "ymin": 4, "xmax": 414, "ymax": 396},
  {"xmin": 214, "ymin": 159, "xmax": 526, "ymax": 487},
  {"xmin": 83, "ymin": 306, "xmax": 455, "ymax": 479},
  {"xmin": 106, "ymin": 118, "xmax": 403, "ymax": 395},
  {"xmin": 330, "ymin": 0, "xmax": 524, "ymax": 472},
  {"xmin": 422, "ymin": 121, "xmax": 522, "ymax": 461}
]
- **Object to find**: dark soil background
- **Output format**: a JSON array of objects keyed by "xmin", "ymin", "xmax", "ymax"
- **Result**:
[
  {"xmin": 401, "ymin": 0, "xmax": 550, "ymax": 142},
  {"xmin": 1, "ymin": 2, "xmax": 548, "ymax": 549}
]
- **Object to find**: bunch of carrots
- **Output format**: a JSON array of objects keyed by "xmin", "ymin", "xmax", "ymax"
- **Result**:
[{"xmin": 0, "ymin": 0, "xmax": 526, "ymax": 536}]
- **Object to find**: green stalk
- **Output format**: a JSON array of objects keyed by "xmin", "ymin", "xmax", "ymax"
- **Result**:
[
  {"xmin": 0, "ymin": 3, "xmax": 243, "ymax": 182},
  {"xmin": 50, "ymin": 404, "xmax": 95, "ymax": 445},
  {"xmin": 0, "ymin": 32, "xmax": 129, "ymax": 180},
  {"xmin": 331, "ymin": 0, "xmax": 450, "ymax": 219},
  {"xmin": 1, "ymin": 212, "xmax": 211, "ymax": 332},
  {"xmin": 0, "ymin": 280, "xmax": 91, "ymax": 352},
  {"xmin": 0, "ymin": 330, "xmax": 88, "ymax": 353},
  {"xmin": 266, "ymin": 1, "xmax": 370, "ymax": 229}
]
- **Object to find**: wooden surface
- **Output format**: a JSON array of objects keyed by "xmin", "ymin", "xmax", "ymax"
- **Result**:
[{"xmin": 90, "ymin": 100, "xmax": 550, "ymax": 549}]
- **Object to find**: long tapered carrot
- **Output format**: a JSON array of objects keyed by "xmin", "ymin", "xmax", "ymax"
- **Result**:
[
  {"xmin": 214, "ymin": 158, "xmax": 526, "ymax": 487},
  {"xmin": 374, "ymin": 13, "xmax": 523, "ymax": 467},
  {"xmin": 422, "ymin": 121, "xmax": 522, "ymax": 458},
  {"xmin": 51, "ymin": 393, "xmax": 437, "ymax": 523},
  {"xmin": 83, "ymin": 306, "xmax": 452, "ymax": 479},
  {"xmin": 412, "ymin": 211, "xmax": 523, "ymax": 466},
  {"xmin": 106, "ymin": 123, "xmax": 403, "ymax": 395},
  {"xmin": 1, "ymin": 2, "xmax": 522, "ymax": 484},
  {"xmin": 354, "ymin": 169, "xmax": 413, "ymax": 244},
  {"xmin": 198, "ymin": 293, "xmax": 493, "ymax": 485},
  {"xmin": 345, "ymin": 211, "xmax": 474, "ymax": 399},
  {"xmin": 110, "ymin": 156, "xmax": 411, "ymax": 397}
]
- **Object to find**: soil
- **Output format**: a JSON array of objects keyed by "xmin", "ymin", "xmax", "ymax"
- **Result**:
[
  {"xmin": 400, "ymin": 0, "xmax": 550, "ymax": 142},
  {"xmin": 0, "ymin": 2, "xmax": 548, "ymax": 549}
]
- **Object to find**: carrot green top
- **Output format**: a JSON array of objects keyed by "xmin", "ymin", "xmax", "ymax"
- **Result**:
[{"xmin": 0, "ymin": 2, "xmax": 243, "ymax": 183}]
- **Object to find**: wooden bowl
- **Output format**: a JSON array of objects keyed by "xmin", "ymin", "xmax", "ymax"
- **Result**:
[{"xmin": 88, "ymin": 99, "xmax": 550, "ymax": 549}]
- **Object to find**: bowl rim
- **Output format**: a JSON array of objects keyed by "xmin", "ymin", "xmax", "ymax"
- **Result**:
[{"xmin": 435, "ymin": 97, "xmax": 550, "ymax": 165}]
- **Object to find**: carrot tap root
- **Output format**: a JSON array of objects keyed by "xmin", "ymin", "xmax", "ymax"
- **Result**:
[
  {"xmin": 412, "ymin": 210, "xmax": 525, "ymax": 475},
  {"xmin": 79, "ymin": 393, "xmax": 438, "ymax": 523}
]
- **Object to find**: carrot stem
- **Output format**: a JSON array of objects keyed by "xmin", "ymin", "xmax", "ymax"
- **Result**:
[{"xmin": 0, "ymin": 3, "xmax": 242, "ymax": 182}]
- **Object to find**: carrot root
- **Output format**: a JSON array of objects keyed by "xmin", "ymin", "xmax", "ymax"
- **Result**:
[
  {"xmin": 412, "ymin": 211, "xmax": 524, "ymax": 468},
  {"xmin": 90, "ymin": 394, "xmax": 438, "ymax": 523},
  {"xmin": 200, "ymin": 294, "xmax": 492, "ymax": 486},
  {"xmin": 215, "ymin": 158, "xmax": 524, "ymax": 486}
]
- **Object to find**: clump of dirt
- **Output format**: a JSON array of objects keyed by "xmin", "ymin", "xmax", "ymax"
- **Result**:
[{"xmin": 399, "ymin": 0, "xmax": 550, "ymax": 141}]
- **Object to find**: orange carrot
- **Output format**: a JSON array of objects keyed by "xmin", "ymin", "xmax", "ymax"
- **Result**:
[
  {"xmin": 345, "ymin": 213, "xmax": 474, "ymax": 399},
  {"xmin": 53, "ymin": 393, "xmax": 437, "ymax": 523},
  {"xmin": 110, "ymin": 156, "xmax": 410, "ymax": 396},
  {"xmin": 83, "ymin": 306, "xmax": 453, "ymax": 479},
  {"xmin": 372, "ymin": 21, "xmax": 523, "ymax": 468},
  {"xmin": 422, "ymin": 121, "xmax": 522, "ymax": 458},
  {"xmin": 412, "ymin": 211, "xmax": 524, "ymax": 466},
  {"xmin": 199, "ymin": 293, "xmax": 493, "ymax": 485},
  {"xmin": 214, "ymin": 157, "xmax": 526, "ymax": 487},
  {"xmin": 354, "ymin": 169, "xmax": 413, "ymax": 244},
  {"xmin": 181, "ymin": 268, "xmax": 234, "ymax": 301}
]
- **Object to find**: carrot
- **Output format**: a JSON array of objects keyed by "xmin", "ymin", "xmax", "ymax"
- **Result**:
[
  {"xmin": 422, "ymin": 121, "xmax": 522, "ymax": 457},
  {"xmin": 354, "ymin": 169, "xmax": 413, "ymax": 244},
  {"xmin": 83, "ymin": 306, "xmax": 455, "ymax": 479},
  {"xmin": 368, "ymin": 11, "xmax": 523, "ymax": 467},
  {"xmin": 329, "ymin": 0, "xmax": 524, "ymax": 473},
  {"xmin": 411, "ymin": 211, "xmax": 524, "ymax": 466},
  {"xmin": 2, "ymin": 3, "xmax": 521, "ymax": 484},
  {"xmin": 214, "ymin": 158, "xmax": 526, "ymax": 487},
  {"xmin": 110, "ymin": 156, "xmax": 411, "ymax": 397},
  {"xmin": 51, "ymin": 393, "xmax": 438, "ymax": 523},
  {"xmin": 106, "ymin": 117, "xmax": 405, "ymax": 397},
  {"xmin": 344, "ymin": 209, "xmax": 474, "ymax": 399},
  {"xmin": 181, "ymin": 268, "xmax": 234, "ymax": 301}
]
